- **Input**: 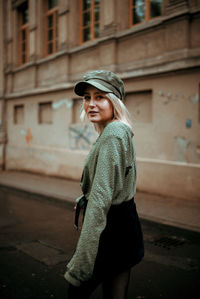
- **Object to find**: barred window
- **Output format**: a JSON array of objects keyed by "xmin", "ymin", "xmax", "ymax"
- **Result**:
[{"xmin": 80, "ymin": 0, "xmax": 100, "ymax": 43}]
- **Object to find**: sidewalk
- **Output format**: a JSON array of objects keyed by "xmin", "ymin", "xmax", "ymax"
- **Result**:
[{"xmin": 0, "ymin": 170, "xmax": 200, "ymax": 233}]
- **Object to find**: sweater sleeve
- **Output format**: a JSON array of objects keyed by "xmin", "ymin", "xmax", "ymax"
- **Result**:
[{"xmin": 64, "ymin": 136, "xmax": 125, "ymax": 286}]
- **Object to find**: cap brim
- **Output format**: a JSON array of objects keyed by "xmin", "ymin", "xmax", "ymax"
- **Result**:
[{"xmin": 74, "ymin": 80, "xmax": 112, "ymax": 97}]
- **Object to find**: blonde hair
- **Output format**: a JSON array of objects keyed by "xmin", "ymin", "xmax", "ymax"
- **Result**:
[{"xmin": 80, "ymin": 92, "xmax": 133, "ymax": 134}]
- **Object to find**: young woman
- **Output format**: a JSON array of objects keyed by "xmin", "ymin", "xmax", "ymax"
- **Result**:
[{"xmin": 64, "ymin": 70, "xmax": 144, "ymax": 299}]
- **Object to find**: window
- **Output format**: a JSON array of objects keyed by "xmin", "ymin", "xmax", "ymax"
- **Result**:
[
  {"xmin": 72, "ymin": 99, "xmax": 83, "ymax": 124},
  {"xmin": 45, "ymin": 0, "xmax": 58, "ymax": 56},
  {"xmin": 125, "ymin": 90, "xmax": 152, "ymax": 123},
  {"xmin": 38, "ymin": 102, "xmax": 52, "ymax": 124},
  {"xmin": 14, "ymin": 104, "xmax": 24, "ymax": 124},
  {"xmin": 80, "ymin": 0, "xmax": 100, "ymax": 43},
  {"xmin": 18, "ymin": 1, "xmax": 29, "ymax": 65},
  {"xmin": 129, "ymin": 0, "xmax": 162, "ymax": 26}
]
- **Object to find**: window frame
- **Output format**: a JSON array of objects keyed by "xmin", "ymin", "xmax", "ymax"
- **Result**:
[
  {"xmin": 14, "ymin": 104, "xmax": 25, "ymax": 125},
  {"xmin": 38, "ymin": 101, "xmax": 53, "ymax": 124},
  {"xmin": 80, "ymin": 0, "xmax": 100, "ymax": 44},
  {"xmin": 18, "ymin": 1, "xmax": 29, "ymax": 65},
  {"xmin": 44, "ymin": 0, "xmax": 58, "ymax": 57},
  {"xmin": 129, "ymin": 0, "xmax": 162, "ymax": 27}
]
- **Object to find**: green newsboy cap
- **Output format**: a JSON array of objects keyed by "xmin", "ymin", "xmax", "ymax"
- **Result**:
[{"xmin": 74, "ymin": 70, "xmax": 125, "ymax": 100}]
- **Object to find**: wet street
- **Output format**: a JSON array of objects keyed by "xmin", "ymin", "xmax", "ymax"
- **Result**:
[{"xmin": 0, "ymin": 185, "xmax": 199, "ymax": 299}]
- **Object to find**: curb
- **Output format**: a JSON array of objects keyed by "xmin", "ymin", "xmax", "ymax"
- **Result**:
[{"xmin": 1, "ymin": 182, "xmax": 200, "ymax": 233}]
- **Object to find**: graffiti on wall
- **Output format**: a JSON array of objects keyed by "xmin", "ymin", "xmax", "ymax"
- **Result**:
[
  {"xmin": 52, "ymin": 99, "xmax": 72, "ymax": 110},
  {"xmin": 189, "ymin": 93, "xmax": 198, "ymax": 104},
  {"xmin": 69, "ymin": 123, "xmax": 98, "ymax": 150},
  {"xmin": 174, "ymin": 136, "xmax": 200, "ymax": 163},
  {"xmin": 157, "ymin": 91, "xmax": 200, "ymax": 163},
  {"xmin": 174, "ymin": 136, "xmax": 189, "ymax": 162},
  {"xmin": 20, "ymin": 128, "xmax": 33, "ymax": 145},
  {"xmin": 157, "ymin": 91, "xmax": 199, "ymax": 106}
]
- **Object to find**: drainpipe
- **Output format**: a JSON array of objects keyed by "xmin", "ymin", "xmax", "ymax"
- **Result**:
[{"xmin": 0, "ymin": 0, "xmax": 7, "ymax": 171}]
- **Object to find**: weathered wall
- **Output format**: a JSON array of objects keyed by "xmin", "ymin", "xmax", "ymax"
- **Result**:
[
  {"xmin": 37, "ymin": 56, "xmax": 69, "ymax": 87},
  {"xmin": 2, "ymin": 0, "xmax": 200, "ymax": 200},
  {"xmin": 125, "ymin": 71, "xmax": 200, "ymax": 163},
  {"xmin": 5, "ymin": 69, "xmax": 200, "ymax": 199},
  {"xmin": 125, "ymin": 71, "xmax": 200, "ymax": 200},
  {"xmin": 137, "ymin": 159, "xmax": 200, "ymax": 201},
  {"xmin": 6, "ymin": 91, "xmax": 98, "ymax": 180}
]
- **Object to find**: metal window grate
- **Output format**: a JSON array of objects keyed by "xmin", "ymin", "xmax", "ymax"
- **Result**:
[{"xmin": 152, "ymin": 236, "xmax": 187, "ymax": 250}]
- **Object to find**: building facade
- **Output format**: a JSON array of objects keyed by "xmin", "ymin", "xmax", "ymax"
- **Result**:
[{"xmin": 0, "ymin": 0, "xmax": 200, "ymax": 200}]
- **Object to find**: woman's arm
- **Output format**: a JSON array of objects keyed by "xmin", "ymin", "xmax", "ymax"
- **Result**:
[{"xmin": 64, "ymin": 136, "xmax": 125, "ymax": 286}]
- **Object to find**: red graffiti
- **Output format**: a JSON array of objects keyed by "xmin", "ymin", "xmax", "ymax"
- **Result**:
[{"xmin": 25, "ymin": 128, "xmax": 33, "ymax": 145}]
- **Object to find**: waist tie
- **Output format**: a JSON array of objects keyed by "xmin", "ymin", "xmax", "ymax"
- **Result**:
[
  {"xmin": 74, "ymin": 196, "xmax": 135, "ymax": 230},
  {"xmin": 74, "ymin": 195, "xmax": 87, "ymax": 230}
]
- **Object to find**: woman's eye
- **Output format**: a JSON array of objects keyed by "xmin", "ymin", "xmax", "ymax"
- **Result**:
[
  {"xmin": 84, "ymin": 96, "xmax": 90, "ymax": 101},
  {"xmin": 96, "ymin": 95, "xmax": 103, "ymax": 100}
]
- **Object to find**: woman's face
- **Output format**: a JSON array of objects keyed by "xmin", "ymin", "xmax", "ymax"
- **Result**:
[{"xmin": 83, "ymin": 86, "xmax": 114, "ymax": 130}]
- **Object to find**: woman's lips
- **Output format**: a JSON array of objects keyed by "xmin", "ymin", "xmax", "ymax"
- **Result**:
[{"xmin": 88, "ymin": 111, "xmax": 98, "ymax": 115}]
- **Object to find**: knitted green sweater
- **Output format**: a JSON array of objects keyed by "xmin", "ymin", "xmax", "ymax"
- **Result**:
[{"xmin": 64, "ymin": 121, "xmax": 137, "ymax": 286}]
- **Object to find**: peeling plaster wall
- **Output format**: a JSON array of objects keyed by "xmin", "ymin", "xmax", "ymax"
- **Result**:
[
  {"xmin": 137, "ymin": 159, "xmax": 200, "ymax": 201},
  {"xmin": 6, "ymin": 90, "xmax": 87, "ymax": 179},
  {"xmin": 6, "ymin": 144, "xmax": 86, "ymax": 181},
  {"xmin": 125, "ymin": 71, "xmax": 200, "ymax": 164},
  {"xmin": 5, "ymin": 70, "xmax": 200, "ymax": 199},
  {"xmin": 125, "ymin": 71, "xmax": 200, "ymax": 199}
]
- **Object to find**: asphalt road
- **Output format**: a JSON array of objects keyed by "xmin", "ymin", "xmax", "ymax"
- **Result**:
[{"xmin": 0, "ymin": 186, "xmax": 199, "ymax": 299}]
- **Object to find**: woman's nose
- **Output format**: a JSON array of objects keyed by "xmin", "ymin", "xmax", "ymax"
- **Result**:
[{"xmin": 88, "ymin": 98, "xmax": 96, "ymax": 107}]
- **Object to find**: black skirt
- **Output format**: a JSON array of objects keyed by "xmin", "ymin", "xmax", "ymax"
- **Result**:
[
  {"xmin": 69, "ymin": 198, "xmax": 144, "ymax": 298},
  {"xmin": 92, "ymin": 198, "xmax": 144, "ymax": 280}
]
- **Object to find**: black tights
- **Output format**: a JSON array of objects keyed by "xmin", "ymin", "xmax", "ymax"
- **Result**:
[
  {"xmin": 68, "ymin": 269, "xmax": 131, "ymax": 299},
  {"xmin": 102, "ymin": 269, "xmax": 131, "ymax": 299}
]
